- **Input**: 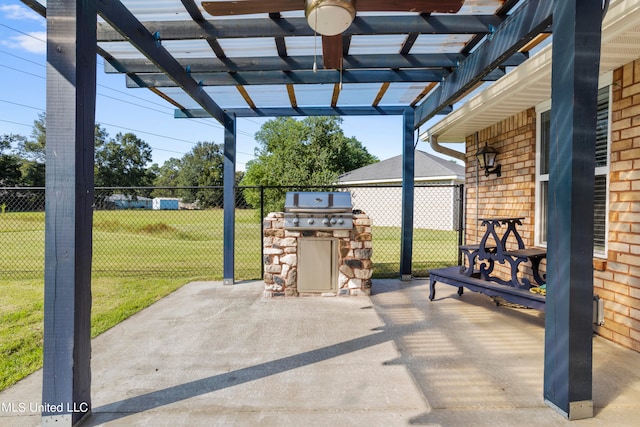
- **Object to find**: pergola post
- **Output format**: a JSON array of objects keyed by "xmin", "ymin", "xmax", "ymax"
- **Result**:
[
  {"xmin": 42, "ymin": 0, "xmax": 96, "ymax": 425},
  {"xmin": 544, "ymin": 0, "xmax": 603, "ymax": 420},
  {"xmin": 400, "ymin": 108, "xmax": 415, "ymax": 280},
  {"xmin": 223, "ymin": 113, "xmax": 236, "ymax": 285}
]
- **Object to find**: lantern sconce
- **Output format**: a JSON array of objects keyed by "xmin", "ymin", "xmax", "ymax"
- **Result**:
[{"xmin": 475, "ymin": 144, "xmax": 502, "ymax": 177}]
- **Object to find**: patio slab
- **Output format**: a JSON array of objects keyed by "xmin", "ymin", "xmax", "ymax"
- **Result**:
[{"xmin": 1, "ymin": 278, "xmax": 639, "ymax": 426}]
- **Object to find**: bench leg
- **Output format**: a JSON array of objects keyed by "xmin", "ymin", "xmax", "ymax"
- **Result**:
[
  {"xmin": 506, "ymin": 257, "xmax": 532, "ymax": 289},
  {"xmin": 530, "ymin": 256, "xmax": 546, "ymax": 286},
  {"xmin": 429, "ymin": 277, "xmax": 436, "ymax": 301},
  {"xmin": 459, "ymin": 249, "xmax": 478, "ymax": 276},
  {"xmin": 458, "ymin": 287, "xmax": 464, "ymax": 296}
]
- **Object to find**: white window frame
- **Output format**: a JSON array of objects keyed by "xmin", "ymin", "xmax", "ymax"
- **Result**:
[{"xmin": 534, "ymin": 71, "xmax": 612, "ymax": 257}]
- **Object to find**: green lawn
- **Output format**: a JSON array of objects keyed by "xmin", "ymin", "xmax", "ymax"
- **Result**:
[
  {"xmin": 371, "ymin": 225, "xmax": 459, "ymax": 277},
  {"xmin": 0, "ymin": 209, "xmax": 458, "ymax": 391}
]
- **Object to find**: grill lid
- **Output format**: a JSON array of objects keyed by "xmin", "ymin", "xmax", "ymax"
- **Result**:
[{"xmin": 284, "ymin": 191, "xmax": 352, "ymax": 212}]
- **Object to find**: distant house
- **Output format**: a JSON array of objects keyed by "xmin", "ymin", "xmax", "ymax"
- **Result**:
[
  {"xmin": 106, "ymin": 194, "xmax": 152, "ymax": 210},
  {"xmin": 152, "ymin": 198, "xmax": 179, "ymax": 210},
  {"xmin": 338, "ymin": 151, "xmax": 464, "ymax": 230}
]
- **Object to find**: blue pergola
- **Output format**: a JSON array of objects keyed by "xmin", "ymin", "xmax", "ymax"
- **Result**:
[{"xmin": 21, "ymin": 0, "xmax": 605, "ymax": 424}]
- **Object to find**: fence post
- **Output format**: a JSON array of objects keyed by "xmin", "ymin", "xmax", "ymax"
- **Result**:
[{"xmin": 457, "ymin": 184, "xmax": 464, "ymax": 266}]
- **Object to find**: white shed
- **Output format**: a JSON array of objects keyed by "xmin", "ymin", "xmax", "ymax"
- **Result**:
[{"xmin": 152, "ymin": 198, "xmax": 179, "ymax": 210}]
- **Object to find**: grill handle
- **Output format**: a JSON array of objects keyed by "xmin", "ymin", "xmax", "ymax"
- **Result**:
[{"xmin": 286, "ymin": 208, "xmax": 350, "ymax": 214}]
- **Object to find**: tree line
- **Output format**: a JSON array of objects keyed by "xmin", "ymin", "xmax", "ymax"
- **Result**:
[{"xmin": 1, "ymin": 114, "xmax": 378, "ymax": 211}]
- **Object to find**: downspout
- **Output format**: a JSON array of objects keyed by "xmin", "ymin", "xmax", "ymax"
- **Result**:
[
  {"xmin": 428, "ymin": 133, "xmax": 466, "ymax": 162},
  {"xmin": 474, "ymin": 132, "xmax": 480, "ymax": 242},
  {"xmin": 428, "ymin": 133, "xmax": 469, "ymax": 242}
]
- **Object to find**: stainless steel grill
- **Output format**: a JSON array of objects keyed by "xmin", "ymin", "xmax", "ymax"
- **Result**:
[{"xmin": 284, "ymin": 191, "xmax": 353, "ymax": 230}]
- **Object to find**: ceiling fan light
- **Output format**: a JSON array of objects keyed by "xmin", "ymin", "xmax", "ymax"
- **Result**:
[{"xmin": 306, "ymin": 0, "xmax": 356, "ymax": 36}]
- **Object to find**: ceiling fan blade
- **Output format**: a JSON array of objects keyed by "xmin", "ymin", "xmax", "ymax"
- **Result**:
[
  {"xmin": 357, "ymin": 0, "xmax": 464, "ymax": 14},
  {"xmin": 202, "ymin": 0, "xmax": 303, "ymax": 16},
  {"xmin": 322, "ymin": 35, "xmax": 343, "ymax": 70}
]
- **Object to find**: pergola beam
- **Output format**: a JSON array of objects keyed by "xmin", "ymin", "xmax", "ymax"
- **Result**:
[
  {"xmin": 42, "ymin": 0, "xmax": 96, "ymax": 425},
  {"xmin": 544, "ymin": 0, "xmax": 603, "ymax": 419},
  {"xmin": 126, "ymin": 68, "xmax": 508, "ymax": 88},
  {"xmin": 414, "ymin": 0, "xmax": 552, "ymax": 128},
  {"xmin": 176, "ymin": 106, "xmax": 451, "ymax": 118},
  {"xmin": 96, "ymin": 0, "xmax": 226, "ymax": 123},
  {"xmin": 105, "ymin": 53, "xmax": 528, "ymax": 74},
  {"xmin": 96, "ymin": 15, "xmax": 508, "ymax": 41},
  {"xmin": 400, "ymin": 108, "xmax": 415, "ymax": 280},
  {"xmin": 223, "ymin": 114, "xmax": 236, "ymax": 285}
]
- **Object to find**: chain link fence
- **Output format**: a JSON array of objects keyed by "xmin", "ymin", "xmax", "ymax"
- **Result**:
[{"xmin": 0, "ymin": 185, "xmax": 462, "ymax": 282}]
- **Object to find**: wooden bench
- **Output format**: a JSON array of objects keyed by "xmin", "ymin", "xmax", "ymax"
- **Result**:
[{"xmin": 429, "ymin": 266, "xmax": 546, "ymax": 311}]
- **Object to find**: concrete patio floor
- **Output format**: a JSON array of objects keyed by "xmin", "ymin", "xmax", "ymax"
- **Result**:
[{"xmin": 1, "ymin": 278, "xmax": 640, "ymax": 426}]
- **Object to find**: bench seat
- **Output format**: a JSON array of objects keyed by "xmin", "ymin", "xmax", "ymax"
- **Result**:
[
  {"xmin": 429, "ymin": 266, "xmax": 546, "ymax": 311},
  {"xmin": 503, "ymin": 248, "xmax": 547, "ymax": 259}
]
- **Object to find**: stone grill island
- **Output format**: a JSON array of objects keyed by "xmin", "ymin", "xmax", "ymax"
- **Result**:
[{"xmin": 262, "ymin": 192, "xmax": 373, "ymax": 297}]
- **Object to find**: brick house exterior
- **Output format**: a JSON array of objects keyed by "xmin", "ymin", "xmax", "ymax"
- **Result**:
[
  {"xmin": 598, "ymin": 60, "xmax": 640, "ymax": 351},
  {"xmin": 448, "ymin": 59, "xmax": 640, "ymax": 353},
  {"xmin": 462, "ymin": 110, "xmax": 538, "ymax": 283}
]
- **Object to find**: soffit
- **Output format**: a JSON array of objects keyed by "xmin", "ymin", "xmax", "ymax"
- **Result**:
[{"xmin": 426, "ymin": 0, "xmax": 640, "ymax": 143}]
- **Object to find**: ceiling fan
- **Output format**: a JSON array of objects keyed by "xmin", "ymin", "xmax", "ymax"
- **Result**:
[{"xmin": 201, "ymin": 1, "xmax": 465, "ymax": 69}]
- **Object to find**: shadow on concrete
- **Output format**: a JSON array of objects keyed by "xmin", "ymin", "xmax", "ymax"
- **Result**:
[{"xmin": 82, "ymin": 278, "xmax": 640, "ymax": 426}]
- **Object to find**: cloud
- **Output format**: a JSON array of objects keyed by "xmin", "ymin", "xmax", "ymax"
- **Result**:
[
  {"xmin": 14, "ymin": 32, "xmax": 47, "ymax": 53},
  {"xmin": 0, "ymin": 4, "xmax": 42, "ymax": 21},
  {"xmin": 0, "ymin": 32, "xmax": 46, "ymax": 54},
  {"xmin": 0, "ymin": 4, "xmax": 46, "ymax": 53}
]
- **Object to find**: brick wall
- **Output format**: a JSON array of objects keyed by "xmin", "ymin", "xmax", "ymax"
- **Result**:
[
  {"xmin": 464, "ymin": 108, "xmax": 538, "ymax": 281},
  {"xmin": 462, "ymin": 60, "xmax": 640, "ymax": 352},
  {"xmin": 594, "ymin": 60, "xmax": 640, "ymax": 351}
]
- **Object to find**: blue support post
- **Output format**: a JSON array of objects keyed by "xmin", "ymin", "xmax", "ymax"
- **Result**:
[
  {"xmin": 223, "ymin": 113, "xmax": 236, "ymax": 285},
  {"xmin": 400, "ymin": 108, "xmax": 415, "ymax": 280},
  {"xmin": 544, "ymin": 0, "xmax": 602, "ymax": 420},
  {"xmin": 42, "ymin": 0, "xmax": 96, "ymax": 425}
]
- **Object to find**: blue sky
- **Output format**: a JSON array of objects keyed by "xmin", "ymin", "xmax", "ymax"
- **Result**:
[{"xmin": 0, "ymin": 1, "xmax": 461, "ymax": 171}]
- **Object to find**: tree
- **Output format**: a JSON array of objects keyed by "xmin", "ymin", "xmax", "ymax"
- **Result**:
[
  {"xmin": 14, "ymin": 114, "xmax": 46, "ymax": 187},
  {"xmin": 13, "ymin": 115, "xmax": 114, "ymax": 187},
  {"xmin": 0, "ymin": 134, "xmax": 22, "ymax": 186},
  {"xmin": 15, "ymin": 113, "xmax": 46, "ymax": 164},
  {"xmin": 152, "ymin": 142, "xmax": 226, "ymax": 208},
  {"xmin": 152, "ymin": 157, "xmax": 182, "ymax": 197},
  {"xmin": 240, "ymin": 116, "xmax": 377, "ymax": 213},
  {"xmin": 177, "ymin": 141, "xmax": 225, "ymax": 208},
  {"xmin": 95, "ymin": 132, "xmax": 153, "ymax": 189}
]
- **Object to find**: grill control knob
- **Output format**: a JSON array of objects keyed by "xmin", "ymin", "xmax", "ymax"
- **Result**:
[
  {"xmin": 338, "ymin": 218, "xmax": 344, "ymax": 225},
  {"xmin": 292, "ymin": 218, "xmax": 299, "ymax": 225},
  {"xmin": 307, "ymin": 218, "xmax": 315, "ymax": 225},
  {"xmin": 322, "ymin": 218, "xmax": 329, "ymax": 225},
  {"xmin": 330, "ymin": 218, "xmax": 337, "ymax": 225}
]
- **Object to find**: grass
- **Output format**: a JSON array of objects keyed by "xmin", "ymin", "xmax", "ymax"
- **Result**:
[
  {"xmin": 371, "ymin": 225, "xmax": 459, "ymax": 277},
  {"xmin": 0, "ymin": 276, "xmax": 189, "ymax": 391},
  {"xmin": 0, "ymin": 208, "xmax": 458, "ymax": 391}
]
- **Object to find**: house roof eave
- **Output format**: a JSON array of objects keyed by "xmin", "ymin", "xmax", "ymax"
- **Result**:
[{"xmin": 425, "ymin": 0, "xmax": 640, "ymax": 143}]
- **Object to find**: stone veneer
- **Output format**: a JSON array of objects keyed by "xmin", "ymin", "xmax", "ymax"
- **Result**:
[{"xmin": 263, "ymin": 212, "xmax": 373, "ymax": 297}]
